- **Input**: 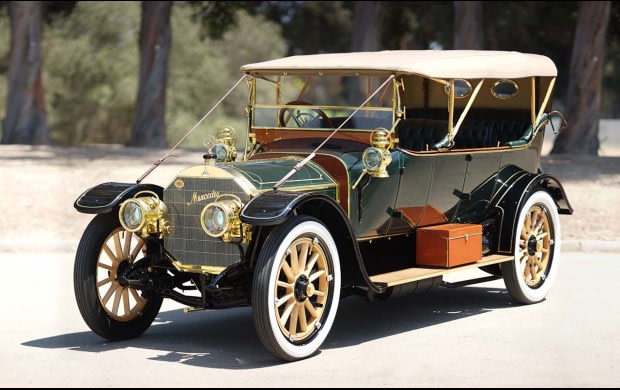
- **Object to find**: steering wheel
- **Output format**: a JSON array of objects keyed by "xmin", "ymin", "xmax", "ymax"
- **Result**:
[{"xmin": 278, "ymin": 101, "xmax": 334, "ymax": 128}]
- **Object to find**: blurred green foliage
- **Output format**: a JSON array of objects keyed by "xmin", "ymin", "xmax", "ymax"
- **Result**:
[{"xmin": 0, "ymin": 1, "xmax": 284, "ymax": 147}]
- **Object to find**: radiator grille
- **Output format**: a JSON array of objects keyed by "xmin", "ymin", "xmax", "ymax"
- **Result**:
[{"xmin": 164, "ymin": 176, "xmax": 251, "ymax": 268}]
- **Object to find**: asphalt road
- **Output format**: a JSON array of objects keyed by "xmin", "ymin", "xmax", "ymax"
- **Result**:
[{"xmin": 1, "ymin": 251, "xmax": 618, "ymax": 387}]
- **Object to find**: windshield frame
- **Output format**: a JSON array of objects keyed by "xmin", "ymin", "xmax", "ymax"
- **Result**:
[{"xmin": 249, "ymin": 74, "xmax": 399, "ymax": 132}]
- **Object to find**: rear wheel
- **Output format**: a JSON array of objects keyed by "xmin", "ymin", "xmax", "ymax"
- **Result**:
[
  {"xmin": 502, "ymin": 191, "xmax": 561, "ymax": 304},
  {"xmin": 252, "ymin": 216, "xmax": 341, "ymax": 361},
  {"xmin": 74, "ymin": 213, "xmax": 162, "ymax": 340}
]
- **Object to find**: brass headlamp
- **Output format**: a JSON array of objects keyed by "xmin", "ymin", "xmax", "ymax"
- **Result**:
[
  {"xmin": 119, "ymin": 191, "xmax": 170, "ymax": 238},
  {"xmin": 200, "ymin": 194, "xmax": 245, "ymax": 242},
  {"xmin": 212, "ymin": 126, "xmax": 238, "ymax": 163}
]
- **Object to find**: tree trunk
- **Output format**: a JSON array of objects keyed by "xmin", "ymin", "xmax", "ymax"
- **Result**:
[
  {"xmin": 129, "ymin": 1, "xmax": 172, "ymax": 148},
  {"xmin": 551, "ymin": 1, "xmax": 611, "ymax": 155},
  {"xmin": 453, "ymin": 1, "xmax": 484, "ymax": 49},
  {"xmin": 349, "ymin": 2, "xmax": 384, "ymax": 104},
  {"xmin": 2, "ymin": 1, "xmax": 49, "ymax": 145}
]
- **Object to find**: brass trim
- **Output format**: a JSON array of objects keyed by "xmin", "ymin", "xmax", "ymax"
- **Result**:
[
  {"xmin": 535, "ymin": 77, "xmax": 556, "ymax": 125},
  {"xmin": 447, "ymin": 79, "xmax": 485, "ymax": 147},
  {"xmin": 170, "ymin": 259, "xmax": 226, "ymax": 275},
  {"xmin": 531, "ymin": 76, "xmax": 536, "ymax": 126},
  {"xmin": 255, "ymin": 104, "xmax": 393, "ymax": 112},
  {"xmin": 491, "ymin": 79, "xmax": 519, "ymax": 100}
]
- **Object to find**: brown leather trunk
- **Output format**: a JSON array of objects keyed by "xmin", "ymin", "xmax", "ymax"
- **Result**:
[{"xmin": 416, "ymin": 224, "xmax": 482, "ymax": 267}]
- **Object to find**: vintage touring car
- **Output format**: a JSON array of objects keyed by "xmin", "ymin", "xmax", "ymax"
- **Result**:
[{"xmin": 74, "ymin": 50, "xmax": 573, "ymax": 361}]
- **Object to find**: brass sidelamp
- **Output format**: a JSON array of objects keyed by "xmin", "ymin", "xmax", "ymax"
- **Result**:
[
  {"xmin": 212, "ymin": 126, "xmax": 238, "ymax": 163},
  {"xmin": 353, "ymin": 128, "xmax": 397, "ymax": 189}
]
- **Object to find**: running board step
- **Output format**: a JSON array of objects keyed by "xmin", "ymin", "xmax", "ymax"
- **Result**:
[{"xmin": 369, "ymin": 254, "xmax": 513, "ymax": 288}]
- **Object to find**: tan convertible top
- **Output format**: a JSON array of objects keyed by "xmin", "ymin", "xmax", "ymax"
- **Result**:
[{"xmin": 241, "ymin": 50, "xmax": 557, "ymax": 79}]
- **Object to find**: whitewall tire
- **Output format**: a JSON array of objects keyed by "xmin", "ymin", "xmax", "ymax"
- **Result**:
[
  {"xmin": 502, "ymin": 190, "xmax": 561, "ymax": 304},
  {"xmin": 252, "ymin": 216, "xmax": 341, "ymax": 361}
]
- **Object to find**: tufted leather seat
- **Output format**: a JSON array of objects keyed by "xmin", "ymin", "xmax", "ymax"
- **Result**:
[
  {"xmin": 400, "ymin": 109, "xmax": 532, "ymax": 151},
  {"xmin": 397, "ymin": 119, "xmax": 448, "ymax": 151}
]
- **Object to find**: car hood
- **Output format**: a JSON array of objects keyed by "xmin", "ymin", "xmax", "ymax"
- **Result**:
[{"xmin": 173, "ymin": 157, "xmax": 337, "ymax": 195}]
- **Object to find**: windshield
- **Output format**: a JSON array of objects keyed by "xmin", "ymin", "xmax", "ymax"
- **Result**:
[{"xmin": 252, "ymin": 75, "xmax": 395, "ymax": 131}]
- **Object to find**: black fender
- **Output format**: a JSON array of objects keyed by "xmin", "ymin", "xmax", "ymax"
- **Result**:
[
  {"xmin": 491, "ymin": 172, "xmax": 573, "ymax": 254},
  {"xmin": 74, "ymin": 182, "xmax": 164, "ymax": 214},
  {"xmin": 241, "ymin": 191, "xmax": 383, "ymax": 293}
]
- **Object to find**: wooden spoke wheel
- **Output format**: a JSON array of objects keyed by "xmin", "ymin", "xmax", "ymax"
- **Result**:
[
  {"xmin": 274, "ymin": 237, "xmax": 331, "ymax": 342},
  {"xmin": 502, "ymin": 191, "xmax": 561, "ymax": 304},
  {"xmin": 518, "ymin": 205, "xmax": 551, "ymax": 287},
  {"xmin": 96, "ymin": 228, "xmax": 148, "ymax": 322},
  {"xmin": 253, "ymin": 216, "xmax": 341, "ymax": 361},
  {"xmin": 74, "ymin": 213, "xmax": 162, "ymax": 341}
]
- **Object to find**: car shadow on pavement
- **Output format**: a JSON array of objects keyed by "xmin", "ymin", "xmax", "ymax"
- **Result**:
[{"xmin": 23, "ymin": 285, "xmax": 515, "ymax": 369}]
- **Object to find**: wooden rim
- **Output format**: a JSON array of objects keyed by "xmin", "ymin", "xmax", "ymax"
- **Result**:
[
  {"xmin": 518, "ymin": 205, "xmax": 551, "ymax": 287},
  {"xmin": 96, "ymin": 228, "xmax": 148, "ymax": 322},
  {"xmin": 274, "ymin": 237, "xmax": 331, "ymax": 342}
]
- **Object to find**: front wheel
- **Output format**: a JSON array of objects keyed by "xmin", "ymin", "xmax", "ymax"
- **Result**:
[
  {"xmin": 252, "ymin": 216, "xmax": 341, "ymax": 361},
  {"xmin": 74, "ymin": 213, "xmax": 162, "ymax": 341},
  {"xmin": 502, "ymin": 190, "xmax": 561, "ymax": 304}
]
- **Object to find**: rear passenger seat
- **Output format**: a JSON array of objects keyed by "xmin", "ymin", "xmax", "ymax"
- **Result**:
[{"xmin": 398, "ymin": 110, "xmax": 532, "ymax": 151}]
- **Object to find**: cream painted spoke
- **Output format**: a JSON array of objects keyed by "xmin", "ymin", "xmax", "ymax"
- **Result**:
[
  {"xmin": 97, "ymin": 262, "xmax": 114, "ymax": 271},
  {"xmin": 122, "ymin": 288, "xmax": 130, "ymax": 315},
  {"xmin": 309, "ymin": 269, "xmax": 325, "ymax": 282},
  {"xmin": 299, "ymin": 305, "xmax": 308, "ymax": 332},
  {"xmin": 102, "ymin": 244, "xmax": 118, "ymax": 263},
  {"xmin": 521, "ymin": 228, "xmax": 529, "ymax": 240},
  {"xmin": 113, "ymin": 233, "xmax": 123, "ymax": 260},
  {"xmin": 130, "ymin": 288, "xmax": 143, "ymax": 303},
  {"xmin": 534, "ymin": 257, "xmax": 545, "ymax": 271},
  {"xmin": 97, "ymin": 277, "xmax": 112, "ymax": 288},
  {"xmin": 277, "ymin": 280, "xmax": 293, "ymax": 289},
  {"xmin": 281, "ymin": 261, "xmax": 295, "ymax": 282},
  {"xmin": 305, "ymin": 299, "xmax": 318, "ymax": 318},
  {"xmin": 537, "ymin": 232, "xmax": 549, "ymax": 240},
  {"xmin": 519, "ymin": 239, "xmax": 527, "ymax": 248},
  {"xmin": 305, "ymin": 252, "xmax": 319, "ymax": 274},
  {"xmin": 289, "ymin": 245, "xmax": 299, "ymax": 274},
  {"xmin": 130, "ymin": 241, "xmax": 145, "ymax": 261},
  {"xmin": 276, "ymin": 293, "xmax": 294, "ymax": 308},
  {"xmin": 102, "ymin": 282, "xmax": 118, "ymax": 305},
  {"xmin": 112, "ymin": 285, "xmax": 122, "ymax": 315},
  {"xmin": 541, "ymin": 247, "xmax": 549, "ymax": 253},
  {"xmin": 280, "ymin": 301, "xmax": 296, "ymax": 325},
  {"xmin": 524, "ymin": 262, "xmax": 531, "ymax": 280},
  {"xmin": 298, "ymin": 242, "xmax": 309, "ymax": 275},
  {"xmin": 524, "ymin": 213, "xmax": 531, "ymax": 234},
  {"xmin": 289, "ymin": 305, "xmax": 299, "ymax": 335},
  {"xmin": 313, "ymin": 290, "xmax": 325, "ymax": 297},
  {"xmin": 123, "ymin": 231, "xmax": 132, "ymax": 259}
]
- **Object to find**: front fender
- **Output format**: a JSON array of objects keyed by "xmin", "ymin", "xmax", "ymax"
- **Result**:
[
  {"xmin": 493, "ymin": 173, "xmax": 573, "ymax": 254},
  {"xmin": 74, "ymin": 182, "xmax": 163, "ymax": 214},
  {"xmin": 240, "ymin": 191, "xmax": 312, "ymax": 225}
]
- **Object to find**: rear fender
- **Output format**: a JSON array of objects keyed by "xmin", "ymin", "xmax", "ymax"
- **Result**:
[{"xmin": 492, "ymin": 173, "xmax": 573, "ymax": 254}]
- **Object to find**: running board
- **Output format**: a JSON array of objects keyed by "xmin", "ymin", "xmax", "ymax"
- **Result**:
[
  {"xmin": 441, "ymin": 275, "xmax": 502, "ymax": 289},
  {"xmin": 369, "ymin": 254, "xmax": 513, "ymax": 288}
]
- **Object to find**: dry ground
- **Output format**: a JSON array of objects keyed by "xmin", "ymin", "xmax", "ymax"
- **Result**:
[{"xmin": 0, "ymin": 144, "xmax": 618, "ymax": 248}]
